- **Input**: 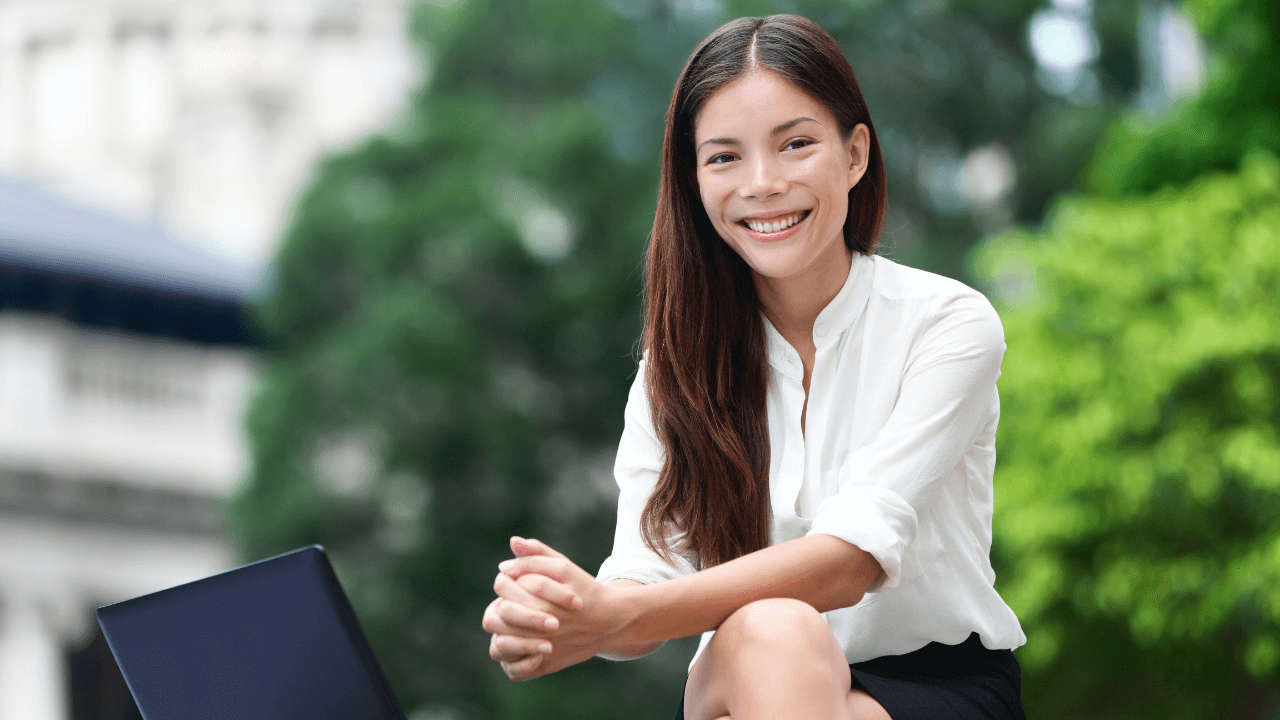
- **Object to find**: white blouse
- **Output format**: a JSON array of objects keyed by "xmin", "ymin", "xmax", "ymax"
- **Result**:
[{"xmin": 594, "ymin": 252, "xmax": 1027, "ymax": 671}]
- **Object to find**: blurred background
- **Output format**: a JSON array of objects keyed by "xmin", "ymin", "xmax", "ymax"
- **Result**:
[{"xmin": 0, "ymin": 0, "xmax": 1275, "ymax": 718}]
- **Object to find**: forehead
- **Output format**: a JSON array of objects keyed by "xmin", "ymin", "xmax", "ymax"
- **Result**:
[{"xmin": 694, "ymin": 70, "xmax": 834, "ymax": 141}]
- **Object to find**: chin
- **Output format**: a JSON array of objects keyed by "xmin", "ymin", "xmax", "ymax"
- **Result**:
[{"xmin": 739, "ymin": 255, "xmax": 812, "ymax": 282}]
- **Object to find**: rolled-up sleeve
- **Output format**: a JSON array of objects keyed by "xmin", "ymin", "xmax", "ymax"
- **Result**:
[
  {"xmin": 807, "ymin": 293, "xmax": 1005, "ymax": 593},
  {"xmin": 596, "ymin": 361, "xmax": 698, "ymax": 586}
]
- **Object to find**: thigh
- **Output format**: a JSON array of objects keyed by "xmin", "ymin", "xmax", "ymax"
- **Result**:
[
  {"xmin": 674, "ymin": 672, "xmax": 890, "ymax": 720},
  {"xmin": 846, "ymin": 688, "xmax": 892, "ymax": 720}
]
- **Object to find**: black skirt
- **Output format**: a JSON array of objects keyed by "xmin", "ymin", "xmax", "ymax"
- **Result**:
[{"xmin": 672, "ymin": 632, "xmax": 1025, "ymax": 720}]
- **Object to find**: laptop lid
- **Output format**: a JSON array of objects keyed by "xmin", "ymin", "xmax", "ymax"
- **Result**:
[{"xmin": 96, "ymin": 545, "xmax": 406, "ymax": 720}]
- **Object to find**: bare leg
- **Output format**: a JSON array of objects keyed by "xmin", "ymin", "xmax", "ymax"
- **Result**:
[{"xmin": 683, "ymin": 598, "xmax": 891, "ymax": 720}]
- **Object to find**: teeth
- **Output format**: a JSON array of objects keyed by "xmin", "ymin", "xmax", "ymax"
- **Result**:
[{"xmin": 745, "ymin": 212, "xmax": 805, "ymax": 234}]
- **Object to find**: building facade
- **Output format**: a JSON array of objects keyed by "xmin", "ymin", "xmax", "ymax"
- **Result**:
[
  {"xmin": 0, "ymin": 175, "xmax": 259, "ymax": 719},
  {"xmin": 0, "ymin": 1, "xmax": 418, "ymax": 717},
  {"xmin": 0, "ymin": 0, "xmax": 418, "ymax": 267}
]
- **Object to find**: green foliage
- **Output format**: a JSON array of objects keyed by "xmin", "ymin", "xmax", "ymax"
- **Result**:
[
  {"xmin": 783, "ymin": 0, "xmax": 1127, "ymax": 276},
  {"xmin": 234, "ymin": 0, "xmax": 698, "ymax": 715},
  {"xmin": 981, "ymin": 3, "xmax": 1280, "ymax": 715},
  {"xmin": 974, "ymin": 152, "xmax": 1280, "ymax": 717},
  {"xmin": 1087, "ymin": 0, "xmax": 1280, "ymax": 196}
]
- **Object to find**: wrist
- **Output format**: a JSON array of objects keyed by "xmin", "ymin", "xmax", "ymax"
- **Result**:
[{"xmin": 595, "ymin": 581, "xmax": 654, "ymax": 656}]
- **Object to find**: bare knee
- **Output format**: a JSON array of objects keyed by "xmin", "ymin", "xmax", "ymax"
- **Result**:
[
  {"xmin": 685, "ymin": 599, "xmax": 851, "ymax": 720},
  {"xmin": 717, "ymin": 598, "xmax": 831, "ymax": 652}
]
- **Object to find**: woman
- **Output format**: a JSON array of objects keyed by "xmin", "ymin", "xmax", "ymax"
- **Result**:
[{"xmin": 481, "ymin": 14, "xmax": 1026, "ymax": 720}]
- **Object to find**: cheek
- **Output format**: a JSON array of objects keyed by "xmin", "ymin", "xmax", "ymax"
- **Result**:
[
  {"xmin": 825, "ymin": 189, "xmax": 850, "ymax": 230},
  {"xmin": 697, "ymin": 189, "xmax": 714, "ymax": 220},
  {"xmin": 816, "ymin": 162, "xmax": 851, "ymax": 212},
  {"xmin": 696, "ymin": 184, "xmax": 729, "ymax": 227}
]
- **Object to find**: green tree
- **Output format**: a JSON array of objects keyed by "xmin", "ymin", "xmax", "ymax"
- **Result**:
[
  {"xmin": 232, "ymin": 0, "xmax": 1146, "ymax": 717},
  {"xmin": 780, "ymin": 0, "xmax": 1139, "ymax": 277},
  {"xmin": 233, "ymin": 0, "xmax": 695, "ymax": 716},
  {"xmin": 1087, "ymin": 0, "xmax": 1280, "ymax": 196},
  {"xmin": 977, "ymin": 151, "xmax": 1280, "ymax": 718},
  {"xmin": 975, "ymin": 1, "xmax": 1280, "ymax": 714}
]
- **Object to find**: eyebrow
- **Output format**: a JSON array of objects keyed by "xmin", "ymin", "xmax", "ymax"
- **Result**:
[{"xmin": 696, "ymin": 116, "xmax": 820, "ymax": 153}]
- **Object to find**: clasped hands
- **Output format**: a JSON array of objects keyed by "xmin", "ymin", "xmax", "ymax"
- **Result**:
[{"xmin": 482, "ymin": 536, "xmax": 632, "ymax": 682}]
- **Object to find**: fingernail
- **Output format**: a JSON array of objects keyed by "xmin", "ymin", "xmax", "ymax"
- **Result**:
[
  {"xmin": 539, "ymin": 643, "xmax": 552, "ymax": 654},
  {"xmin": 544, "ymin": 617, "xmax": 558, "ymax": 630},
  {"xmin": 571, "ymin": 596, "xmax": 583, "ymax": 610},
  {"xmin": 499, "ymin": 560, "xmax": 514, "ymax": 572}
]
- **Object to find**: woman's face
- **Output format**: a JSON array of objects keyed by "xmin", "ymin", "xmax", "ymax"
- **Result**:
[{"xmin": 693, "ymin": 69, "xmax": 869, "ymax": 287}]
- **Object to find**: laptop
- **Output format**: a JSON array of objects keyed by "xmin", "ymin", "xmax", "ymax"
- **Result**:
[{"xmin": 97, "ymin": 545, "xmax": 407, "ymax": 720}]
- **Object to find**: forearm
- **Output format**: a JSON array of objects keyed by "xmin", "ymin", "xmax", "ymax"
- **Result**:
[
  {"xmin": 595, "ymin": 579, "xmax": 665, "ymax": 661},
  {"xmin": 615, "ymin": 534, "xmax": 881, "ymax": 646}
]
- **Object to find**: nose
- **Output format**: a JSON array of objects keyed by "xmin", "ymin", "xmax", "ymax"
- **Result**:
[{"xmin": 740, "ymin": 153, "xmax": 788, "ymax": 200}]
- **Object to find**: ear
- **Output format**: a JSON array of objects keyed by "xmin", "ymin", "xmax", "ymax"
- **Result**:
[{"xmin": 845, "ymin": 123, "xmax": 871, "ymax": 190}]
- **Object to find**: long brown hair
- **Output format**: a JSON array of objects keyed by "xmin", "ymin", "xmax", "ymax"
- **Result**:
[{"xmin": 640, "ymin": 14, "xmax": 888, "ymax": 570}]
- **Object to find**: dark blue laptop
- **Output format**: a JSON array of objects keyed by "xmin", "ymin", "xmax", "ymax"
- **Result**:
[{"xmin": 96, "ymin": 545, "xmax": 406, "ymax": 720}]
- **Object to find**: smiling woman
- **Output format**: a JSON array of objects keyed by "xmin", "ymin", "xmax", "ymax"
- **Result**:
[
  {"xmin": 693, "ymin": 71, "xmax": 871, "ymax": 350},
  {"xmin": 481, "ymin": 14, "xmax": 1027, "ymax": 720}
]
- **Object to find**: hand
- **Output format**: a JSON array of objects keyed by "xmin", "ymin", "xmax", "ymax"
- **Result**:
[
  {"xmin": 483, "ymin": 537, "xmax": 580, "ymax": 680},
  {"xmin": 485, "ymin": 537, "xmax": 633, "ymax": 681}
]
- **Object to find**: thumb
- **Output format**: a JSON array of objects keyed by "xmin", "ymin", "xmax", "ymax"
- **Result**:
[{"xmin": 510, "ymin": 536, "xmax": 568, "ymax": 560}]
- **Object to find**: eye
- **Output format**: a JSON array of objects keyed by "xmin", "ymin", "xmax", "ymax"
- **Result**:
[
  {"xmin": 706, "ymin": 153, "xmax": 735, "ymax": 165},
  {"xmin": 784, "ymin": 138, "xmax": 813, "ymax": 151}
]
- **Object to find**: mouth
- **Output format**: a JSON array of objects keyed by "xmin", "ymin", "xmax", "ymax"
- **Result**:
[{"xmin": 739, "ymin": 209, "xmax": 811, "ymax": 238}]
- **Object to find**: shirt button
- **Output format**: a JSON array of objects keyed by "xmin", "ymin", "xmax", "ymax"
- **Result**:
[{"xmin": 816, "ymin": 324, "xmax": 828, "ymax": 338}]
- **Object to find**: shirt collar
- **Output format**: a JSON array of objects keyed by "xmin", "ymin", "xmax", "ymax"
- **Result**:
[{"xmin": 763, "ymin": 252, "xmax": 874, "ymax": 375}]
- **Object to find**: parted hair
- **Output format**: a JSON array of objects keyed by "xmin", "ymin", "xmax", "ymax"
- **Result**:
[{"xmin": 640, "ymin": 14, "xmax": 888, "ymax": 570}]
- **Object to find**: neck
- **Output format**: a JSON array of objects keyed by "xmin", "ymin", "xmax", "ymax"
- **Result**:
[{"xmin": 755, "ymin": 247, "xmax": 854, "ymax": 343}]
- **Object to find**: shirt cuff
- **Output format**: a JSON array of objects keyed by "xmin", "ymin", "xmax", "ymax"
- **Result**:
[
  {"xmin": 805, "ymin": 485, "xmax": 918, "ymax": 593},
  {"xmin": 596, "ymin": 550, "xmax": 697, "ymax": 587}
]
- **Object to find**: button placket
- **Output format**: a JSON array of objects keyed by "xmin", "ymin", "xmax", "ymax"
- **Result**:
[
  {"xmin": 773, "ymin": 368, "xmax": 807, "ymax": 529},
  {"xmin": 764, "ymin": 318, "xmax": 807, "ymax": 531}
]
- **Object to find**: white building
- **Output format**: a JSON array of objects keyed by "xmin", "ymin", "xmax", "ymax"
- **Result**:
[
  {"xmin": 0, "ymin": 0, "xmax": 419, "ymax": 267},
  {"xmin": 0, "ymin": 176, "xmax": 257, "ymax": 719},
  {"xmin": 0, "ymin": 1, "xmax": 419, "ymax": 718}
]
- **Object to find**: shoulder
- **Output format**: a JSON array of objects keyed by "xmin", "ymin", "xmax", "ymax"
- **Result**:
[
  {"xmin": 867, "ymin": 255, "xmax": 989, "ymax": 306},
  {"xmin": 628, "ymin": 356, "xmax": 650, "ymax": 410},
  {"xmin": 865, "ymin": 256, "xmax": 1003, "ymax": 350}
]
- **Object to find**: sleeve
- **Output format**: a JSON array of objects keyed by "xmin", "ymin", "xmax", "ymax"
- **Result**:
[
  {"xmin": 595, "ymin": 360, "xmax": 699, "ymax": 585},
  {"xmin": 805, "ymin": 292, "xmax": 1005, "ymax": 593}
]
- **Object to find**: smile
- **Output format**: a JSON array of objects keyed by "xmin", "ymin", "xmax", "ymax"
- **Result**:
[{"xmin": 740, "ymin": 210, "xmax": 811, "ymax": 236}]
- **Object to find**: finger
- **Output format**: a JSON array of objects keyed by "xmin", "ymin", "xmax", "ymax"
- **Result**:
[
  {"xmin": 498, "ymin": 555, "xmax": 571, "ymax": 582},
  {"xmin": 482, "ymin": 599, "xmax": 500, "ymax": 634},
  {"xmin": 496, "ymin": 592, "xmax": 562, "ymax": 633},
  {"xmin": 502, "ymin": 653, "xmax": 545, "ymax": 682},
  {"xmin": 516, "ymin": 572, "xmax": 583, "ymax": 611},
  {"xmin": 491, "ymin": 571, "xmax": 563, "ymax": 627},
  {"xmin": 497, "ymin": 651, "xmax": 535, "ymax": 671},
  {"xmin": 510, "ymin": 536, "xmax": 547, "ymax": 558},
  {"xmin": 483, "ymin": 599, "xmax": 514, "ymax": 635},
  {"xmin": 491, "ymin": 633, "xmax": 553, "ymax": 661},
  {"xmin": 494, "ymin": 572, "xmax": 559, "ymax": 616},
  {"xmin": 482, "ymin": 599, "xmax": 520, "ymax": 636},
  {"xmin": 483, "ymin": 597, "xmax": 552, "ymax": 637},
  {"xmin": 511, "ymin": 536, "xmax": 569, "ymax": 560}
]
